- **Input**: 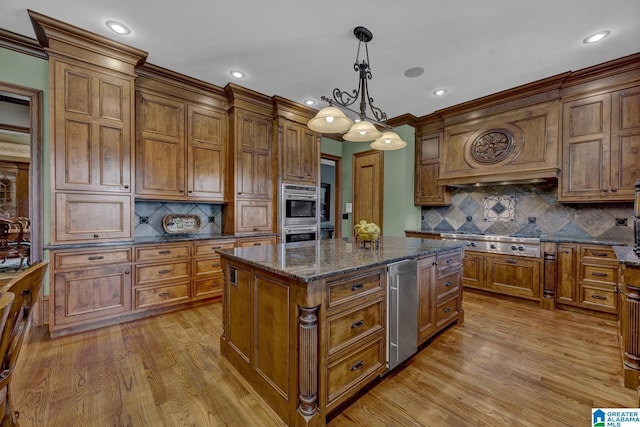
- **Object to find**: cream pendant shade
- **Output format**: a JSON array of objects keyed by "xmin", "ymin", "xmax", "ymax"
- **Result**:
[
  {"xmin": 307, "ymin": 106, "xmax": 354, "ymax": 133},
  {"xmin": 370, "ymin": 131, "xmax": 407, "ymax": 150},
  {"xmin": 343, "ymin": 120, "xmax": 383, "ymax": 142}
]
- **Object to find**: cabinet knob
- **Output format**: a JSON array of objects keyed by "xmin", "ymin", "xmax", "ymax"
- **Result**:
[
  {"xmin": 93, "ymin": 234, "xmax": 99, "ymax": 238},
  {"xmin": 125, "ymin": 270, "xmax": 130, "ymax": 275},
  {"xmin": 124, "ymin": 185, "xmax": 129, "ymax": 189},
  {"xmin": 611, "ymin": 187, "xmax": 618, "ymax": 192},
  {"xmin": 188, "ymin": 190, "xmax": 193, "ymax": 193},
  {"xmin": 602, "ymin": 187, "xmax": 610, "ymax": 192}
]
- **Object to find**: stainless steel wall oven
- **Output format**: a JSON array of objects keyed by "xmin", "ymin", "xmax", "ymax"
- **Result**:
[{"xmin": 281, "ymin": 184, "xmax": 318, "ymax": 242}]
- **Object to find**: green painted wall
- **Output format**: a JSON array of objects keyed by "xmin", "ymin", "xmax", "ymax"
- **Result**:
[
  {"xmin": 320, "ymin": 125, "xmax": 420, "ymax": 238},
  {"xmin": 0, "ymin": 47, "xmax": 51, "ymax": 292}
]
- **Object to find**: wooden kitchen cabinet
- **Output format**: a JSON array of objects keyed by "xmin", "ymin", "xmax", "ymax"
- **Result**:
[
  {"xmin": 560, "ymin": 85, "xmax": 640, "ymax": 202},
  {"xmin": 192, "ymin": 239, "xmax": 235, "ymax": 300},
  {"xmin": 280, "ymin": 118, "xmax": 320, "ymax": 184},
  {"xmin": 135, "ymin": 69, "xmax": 228, "ymax": 202},
  {"xmin": 417, "ymin": 250, "xmax": 463, "ymax": 346},
  {"xmin": 224, "ymin": 84, "xmax": 276, "ymax": 236},
  {"xmin": 235, "ymin": 235, "xmax": 277, "ymax": 247},
  {"xmin": 619, "ymin": 263, "xmax": 640, "ymax": 390},
  {"xmin": 32, "ymin": 13, "xmax": 148, "ymax": 245},
  {"xmin": 49, "ymin": 247, "xmax": 133, "ymax": 336},
  {"xmin": 555, "ymin": 243, "xmax": 620, "ymax": 314},
  {"xmin": 134, "ymin": 242, "xmax": 192, "ymax": 309},
  {"xmin": 417, "ymin": 256, "xmax": 436, "ymax": 344},
  {"xmin": 414, "ymin": 116, "xmax": 451, "ymax": 206},
  {"xmin": 461, "ymin": 251, "xmax": 485, "ymax": 290},
  {"xmin": 484, "ymin": 254, "xmax": 541, "ymax": 301}
]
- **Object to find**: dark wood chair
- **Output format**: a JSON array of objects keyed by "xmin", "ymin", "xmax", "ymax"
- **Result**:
[
  {"xmin": 0, "ymin": 260, "xmax": 48, "ymax": 426},
  {"xmin": 0, "ymin": 220, "xmax": 29, "ymax": 271}
]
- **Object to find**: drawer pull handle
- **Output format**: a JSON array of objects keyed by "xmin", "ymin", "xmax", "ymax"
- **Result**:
[
  {"xmin": 93, "ymin": 234, "xmax": 99, "ymax": 238},
  {"xmin": 159, "ymin": 250, "xmax": 171, "ymax": 255},
  {"xmin": 87, "ymin": 255, "xmax": 104, "ymax": 261},
  {"xmin": 253, "ymin": 243, "xmax": 261, "ymax": 246},
  {"xmin": 444, "ymin": 307, "xmax": 452, "ymax": 313},
  {"xmin": 125, "ymin": 270, "xmax": 130, "ymax": 275},
  {"xmin": 350, "ymin": 360, "xmax": 364, "ymax": 371},
  {"xmin": 591, "ymin": 294, "xmax": 607, "ymax": 300},
  {"xmin": 351, "ymin": 319, "xmax": 364, "ymax": 329},
  {"xmin": 158, "ymin": 292, "xmax": 171, "ymax": 297},
  {"xmin": 592, "ymin": 251, "xmax": 608, "ymax": 257},
  {"xmin": 445, "ymin": 281, "xmax": 452, "ymax": 287},
  {"xmin": 591, "ymin": 272, "xmax": 608, "ymax": 277},
  {"xmin": 212, "ymin": 246, "xmax": 222, "ymax": 250},
  {"xmin": 351, "ymin": 283, "xmax": 364, "ymax": 291},
  {"xmin": 506, "ymin": 259, "xmax": 518, "ymax": 264},
  {"xmin": 159, "ymin": 269, "xmax": 171, "ymax": 274}
]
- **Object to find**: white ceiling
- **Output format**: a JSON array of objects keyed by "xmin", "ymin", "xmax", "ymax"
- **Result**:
[{"xmin": 1, "ymin": 1, "xmax": 639, "ymax": 119}]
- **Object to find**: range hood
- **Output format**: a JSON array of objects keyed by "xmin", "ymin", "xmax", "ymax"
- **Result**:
[{"xmin": 438, "ymin": 168, "xmax": 560, "ymax": 188}]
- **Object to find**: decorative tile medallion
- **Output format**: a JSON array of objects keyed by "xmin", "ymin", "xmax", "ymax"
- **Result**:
[{"xmin": 483, "ymin": 195, "xmax": 515, "ymax": 222}]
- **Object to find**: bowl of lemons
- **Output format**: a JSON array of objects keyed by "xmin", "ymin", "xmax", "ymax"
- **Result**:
[{"xmin": 354, "ymin": 220, "xmax": 381, "ymax": 242}]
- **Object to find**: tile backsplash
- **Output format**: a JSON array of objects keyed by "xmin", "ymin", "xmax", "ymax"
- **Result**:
[
  {"xmin": 135, "ymin": 201, "xmax": 223, "ymax": 238},
  {"xmin": 420, "ymin": 183, "xmax": 634, "ymax": 243}
]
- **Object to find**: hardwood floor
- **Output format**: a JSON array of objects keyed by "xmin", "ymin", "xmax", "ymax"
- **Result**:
[{"xmin": 13, "ymin": 290, "xmax": 636, "ymax": 426}]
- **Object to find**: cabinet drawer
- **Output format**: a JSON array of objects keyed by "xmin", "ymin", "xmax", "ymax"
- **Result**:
[
  {"xmin": 435, "ymin": 271, "xmax": 460, "ymax": 300},
  {"xmin": 135, "ymin": 260, "xmax": 191, "ymax": 286},
  {"xmin": 579, "ymin": 284, "xmax": 617, "ymax": 311},
  {"xmin": 327, "ymin": 269, "xmax": 384, "ymax": 309},
  {"xmin": 580, "ymin": 245, "xmax": 617, "ymax": 263},
  {"xmin": 327, "ymin": 333, "xmax": 385, "ymax": 408},
  {"xmin": 135, "ymin": 244, "xmax": 191, "ymax": 262},
  {"xmin": 435, "ymin": 295, "xmax": 460, "ymax": 328},
  {"xmin": 193, "ymin": 274, "xmax": 224, "ymax": 300},
  {"xmin": 194, "ymin": 257, "xmax": 221, "ymax": 276},
  {"xmin": 53, "ymin": 248, "xmax": 132, "ymax": 269},
  {"xmin": 626, "ymin": 266, "xmax": 640, "ymax": 286},
  {"xmin": 193, "ymin": 239, "xmax": 235, "ymax": 256},
  {"xmin": 437, "ymin": 249, "xmax": 462, "ymax": 276},
  {"xmin": 135, "ymin": 282, "xmax": 191, "ymax": 309},
  {"xmin": 236, "ymin": 236, "xmax": 277, "ymax": 247},
  {"xmin": 581, "ymin": 264, "xmax": 619, "ymax": 286},
  {"xmin": 327, "ymin": 298, "xmax": 384, "ymax": 355}
]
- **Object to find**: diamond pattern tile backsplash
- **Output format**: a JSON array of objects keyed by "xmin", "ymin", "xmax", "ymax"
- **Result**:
[
  {"xmin": 135, "ymin": 201, "xmax": 223, "ymax": 237},
  {"xmin": 421, "ymin": 184, "xmax": 634, "ymax": 243}
]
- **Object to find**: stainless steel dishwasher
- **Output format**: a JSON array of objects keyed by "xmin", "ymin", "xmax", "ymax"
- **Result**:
[{"xmin": 387, "ymin": 258, "xmax": 418, "ymax": 370}]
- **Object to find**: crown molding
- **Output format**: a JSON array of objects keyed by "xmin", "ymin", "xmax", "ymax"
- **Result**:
[{"xmin": 0, "ymin": 28, "xmax": 47, "ymax": 60}]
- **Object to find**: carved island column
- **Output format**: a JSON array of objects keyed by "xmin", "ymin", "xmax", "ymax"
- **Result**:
[
  {"xmin": 622, "ymin": 279, "xmax": 640, "ymax": 390},
  {"xmin": 298, "ymin": 306, "xmax": 319, "ymax": 418}
]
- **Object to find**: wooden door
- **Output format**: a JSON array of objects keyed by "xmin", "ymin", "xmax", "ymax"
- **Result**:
[
  {"xmin": 610, "ymin": 85, "xmax": 640, "ymax": 199},
  {"xmin": 353, "ymin": 150, "xmax": 383, "ymax": 231},
  {"xmin": 281, "ymin": 120, "xmax": 319, "ymax": 184},
  {"xmin": 236, "ymin": 110, "xmax": 272, "ymax": 200}
]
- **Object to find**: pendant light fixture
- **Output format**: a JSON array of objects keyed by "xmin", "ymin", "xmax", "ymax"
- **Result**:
[{"xmin": 307, "ymin": 26, "xmax": 407, "ymax": 151}]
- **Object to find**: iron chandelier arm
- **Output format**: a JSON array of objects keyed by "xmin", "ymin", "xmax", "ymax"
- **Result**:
[{"xmin": 320, "ymin": 96, "xmax": 391, "ymax": 130}]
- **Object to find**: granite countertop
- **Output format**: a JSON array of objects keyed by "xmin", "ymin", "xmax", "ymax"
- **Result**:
[
  {"xmin": 404, "ymin": 229, "xmax": 631, "ymax": 247},
  {"xmin": 614, "ymin": 246, "xmax": 640, "ymax": 266},
  {"xmin": 45, "ymin": 233, "xmax": 276, "ymax": 250},
  {"xmin": 219, "ymin": 236, "xmax": 465, "ymax": 283}
]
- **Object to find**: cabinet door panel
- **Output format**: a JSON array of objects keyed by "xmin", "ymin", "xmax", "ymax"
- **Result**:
[
  {"xmin": 136, "ymin": 92, "xmax": 185, "ymax": 198},
  {"xmin": 462, "ymin": 251, "xmax": 484, "ymax": 289},
  {"xmin": 485, "ymin": 255, "xmax": 541, "ymax": 300},
  {"xmin": 557, "ymin": 244, "xmax": 577, "ymax": 304},
  {"xmin": 611, "ymin": 86, "xmax": 640, "ymax": 197},
  {"xmin": 187, "ymin": 105, "xmax": 226, "ymax": 200},
  {"xmin": 54, "ymin": 60, "xmax": 131, "ymax": 193},
  {"xmin": 235, "ymin": 200, "xmax": 273, "ymax": 233},
  {"xmin": 52, "ymin": 265, "xmax": 132, "ymax": 327},
  {"xmin": 54, "ymin": 192, "xmax": 132, "ymax": 243},
  {"xmin": 417, "ymin": 256, "xmax": 435, "ymax": 344}
]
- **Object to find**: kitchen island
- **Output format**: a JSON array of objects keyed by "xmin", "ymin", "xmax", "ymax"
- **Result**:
[{"xmin": 219, "ymin": 236, "xmax": 465, "ymax": 426}]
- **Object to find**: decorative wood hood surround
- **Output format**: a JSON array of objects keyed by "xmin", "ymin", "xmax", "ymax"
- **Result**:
[{"xmin": 411, "ymin": 53, "xmax": 640, "ymax": 191}]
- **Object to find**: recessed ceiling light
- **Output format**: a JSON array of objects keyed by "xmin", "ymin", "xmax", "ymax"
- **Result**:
[
  {"xmin": 230, "ymin": 70, "xmax": 246, "ymax": 79},
  {"xmin": 304, "ymin": 99, "xmax": 316, "ymax": 106},
  {"xmin": 105, "ymin": 20, "xmax": 131, "ymax": 35},
  {"xmin": 404, "ymin": 67, "xmax": 424, "ymax": 78},
  {"xmin": 583, "ymin": 30, "xmax": 610, "ymax": 44},
  {"xmin": 433, "ymin": 89, "xmax": 447, "ymax": 96}
]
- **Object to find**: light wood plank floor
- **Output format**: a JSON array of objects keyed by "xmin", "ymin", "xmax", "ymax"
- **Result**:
[{"xmin": 13, "ymin": 290, "xmax": 637, "ymax": 426}]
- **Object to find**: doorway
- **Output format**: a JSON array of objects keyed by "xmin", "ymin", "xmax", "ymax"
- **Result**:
[
  {"xmin": 0, "ymin": 81, "xmax": 44, "ymax": 324},
  {"xmin": 320, "ymin": 154, "xmax": 342, "ymax": 239}
]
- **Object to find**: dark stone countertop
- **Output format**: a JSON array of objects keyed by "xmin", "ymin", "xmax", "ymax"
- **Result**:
[
  {"xmin": 219, "ymin": 236, "xmax": 465, "ymax": 283},
  {"xmin": 404, "ymin": 229, "xmax": 631, "ymax": 247},
  {"xmin": 614, "ymin": 245, "xmax": 640, "ymax": 266},
  {"xmin": 45, "ymin": 233, "xmax": 275, "ymax": 250}
]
